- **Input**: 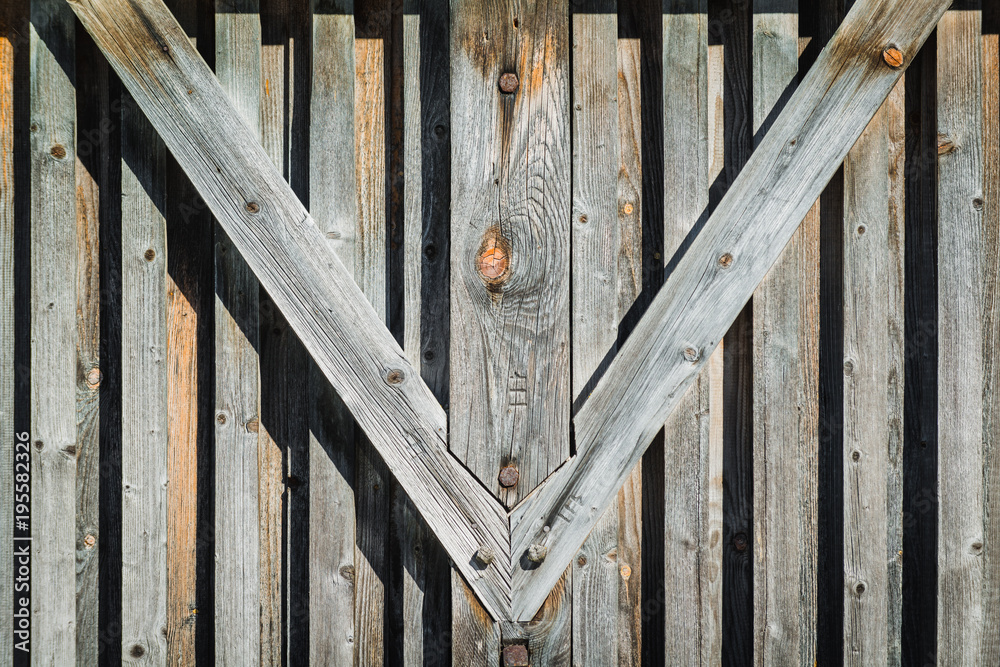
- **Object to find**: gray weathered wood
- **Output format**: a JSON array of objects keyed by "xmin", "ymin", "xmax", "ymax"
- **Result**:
[
  {"xmin": 0, "ymin": 6, "xmax": 16, "ymax": 663},
  {"xmin": 214, "ymin": 3, "xmax": 263, "ymax": 662},
  {"xmin": 121, "ymin": 88, "xmax": 169, "ymax": 664},
  {"xmin": 509, "ymin": 0, "xmax": 950, "ymax": 621},
  {"xmin": 841, "ymin": 83, "xmax": 904, "ymax": 665},
  {"xmin": 308, "ymin": 0, "xmax": 357, "ymax": 662},
  {"xmin": 936, "ymin": 6, "xmax": 986, "ymax": 664},
  {"xmin": 68, "ymin": 0, "xmax": 512, "ymax": 619},
  {"xmin": 30, "ymin": 0, "xmax": 78, "ymax": 659},
  {"xmin": 751, "ymin": 3, "xmax": 819, "ymax": 665},
  {"xmin": 569, "ymin": 4, "xmax": 621, "ymax": 665},
  {"xmin": 448, "ymin": 0, "xmax": 571, "ymax": 508},
  {"xmin": 982, "ymin": 13, "xmax": 1000, "ymax": 664},
  {"xmin": 661, "ymin": 3, "xmax": 723, "ymax": 664}
]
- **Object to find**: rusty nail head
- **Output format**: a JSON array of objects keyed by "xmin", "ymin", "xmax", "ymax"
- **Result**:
[
  {"xmin": 498, "ymin": 465, "xmax": 519, "ymax": 488},
  {"xmin": 882, "ymin": 46, "xmax": 903, "ymax": 69},
  {"xmin": 502, "ymin": 644, "xmax": 529, "ymax": 667},
  {"xmin": 385, "ymin": 369, "xmax": 405, "ymax": 385},
  {"xmin": 474, "ymin": 547, "xmax": 495, "ymax": 566},
  {"xmin": 527, "ymin": 544, "xmax": 547, "ymax": 563},
  {"xmin": 499, "ymin": 72, "xmax": 519, "ymax": 94}
]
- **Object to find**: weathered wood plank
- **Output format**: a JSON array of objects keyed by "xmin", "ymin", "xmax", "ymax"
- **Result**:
[
  {"xmin": 936, "ymin": 5, "xmax": 986, "ymax": 664},
  {"xmin": 842, "ymin": 84, "xmax": 904, "ymax": 664},
  {"xmin": 448, "ymin": 0, "xmax": 571, "ymax": 508},
  {"xmin": 308, "ymin": 0, "xmax": 357, "ymax": 662},
  {"xmin": 569, "ymin": 3, "xmax": 620, "ymax": 665},
  {"xmin": 29, "ymin": 0, "xmax": 78, "ymax": 659},
  {"xmin": 615, "ymin": 23, "xmax": 643, "ymax": 667},
  {"xmin": 981, "ymin": 7, "xmax": 1000, "ymax": 664},
  {"xmin": 121, "ymin": 87, "xmax": 169, "ymax": 664},
  {"xmin": 0, "ymin": 5, "xmax": 14, "ymax": 660},
  {"xmin": 661, "ymin": 2, "xmax": 723, "ymax": 664},
  {"xmin": 213, "ymin": 2, "xmax": 263, "ymax": 662},
  {"xmin": 68, "ymin": 0, "xmax": 512, "ymax": 619},
  {"xmin": 751, "ymin": 3, "xmax": 819, "ymax": 665},
  {"xmin": 400, "ymin": 0, "xmax": 453, "ymax": 663},
  {"xmin": 510, "ymin": 0, "xmax": 949, "ymax": 621},
  {"xmin": 74, "ymin": 30, "xmax": 104, "ymax": 663}
]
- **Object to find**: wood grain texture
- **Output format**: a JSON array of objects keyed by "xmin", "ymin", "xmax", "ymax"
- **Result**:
[
  {"xmin": 308, "ymin": 0, "xmax": 357, "ymax": 662},
  {"xmin": 751, "ymin": 4, "xmax": 819, "ymax": 665},
  {"xmin": 448, "ymin": 0, "xmax": 571, "ymax": 508},
  {"xmin": 121, "ymin": 87, "xmax": 169, "ymax": 664},
  {"xmin": 661, "ymin": 4, "xmax": 723, "ymax": 664},
  {"xmin": 400, "ymin": 0, "xmax": 453, "ymax": 664},
  {"xmin": 842, "ymin": 83, "xmax": 904, "ymax": 665},
  {"xmin": 981, "ymin": 9, "xmax": 1000, "ymax": 664},
  {"xmin": 0, "ymin": 7, "xmax": 13, "ymax": 662},
  {"xmin": 68, "ymin": 0, "xmax": 513, "ymax": 619},
  {"xmin": 569, "ymin": 6, "xmax": 620, "ymax": 666},
  {"xmin": 74, "ymin": 38, "xmax": 103, "ymax": 663},
  {"xmin": 214, "ymin": 3, "xmax": 263, "ymax": 662},
  {"xmin": 29, "ymin": 0, "xmax": 78, "ymax": 659},
  {"xmin": 510, "ymin": 0, "xmax": 950, "ymax": 622},
  {"xmin": 936, "ymin": 6, "xmax": 986, "ymax": 665},
  {"xmin": 616, "ymin": 26, "xmax": 643, "ymax": 667}
]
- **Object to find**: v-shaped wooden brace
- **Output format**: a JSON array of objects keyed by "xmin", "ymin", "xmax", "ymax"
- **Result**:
[{"xmin": 68, "ymin": 0, "xmax": 950, "ymax": 622}]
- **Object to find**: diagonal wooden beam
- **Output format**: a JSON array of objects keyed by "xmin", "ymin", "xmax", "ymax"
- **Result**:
[
  {"xmin": 509, "ymin": 0, "xmax": 951, "ymax": 622},
  {"xmin": 64, "ymin": 0, "xmax": 512, "ymax": 618}
]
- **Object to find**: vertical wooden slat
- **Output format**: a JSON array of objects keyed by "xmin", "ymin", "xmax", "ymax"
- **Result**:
[
  {"xmin": 981, "ymin": 6, "xmax": 1000, "ymax": 664},
  {"xmin": 74, "ymin": 31, "xmax": 103, "ymax": 664},
  {"xmin": 936, "ymin": 5, "xmax": 985, "ymax": 664},
  {"xmin": 570, "ymin": 3, "xmax": 620, "ymax": 665},
  {"xmin": 401, "ymin": 0, "xmax": 453, "ymax": 663},
  {"xmin": 29, "ymin": 0, "xmax": 78, "ymax": 660},
  {"xmin": 309, "ymin": 0, "xmax": 357, "ymax": 663},
  {"xmin": 616, "ymin": 24, "xmax": 644, "ymax": 667},
  {"xmin": 841, "ymin": 80, "xmax": 904, "ymax": 664},
  {"xmin": 448, "ymin": 0, "xmax": 571, "ymax": 508},
  {"xmin": 354, "ymin": 15, "xmax": 391, "ymax": 662},
  {"xmin": 751, "ymin": 2, "xmax": 819, "ymax": 665},
  {"xmin": 121, "ymin": 89, "xmax": 168, "ymax": 666},
  {"xmin": 214, "ymin": 1, "xmax": 263, "ymax": 663},
  {"xmin": 163, "ymin": 0, "xmax": 207, "ymax": 659},
  {"xmin": 0, "ymin": 2, "xmax": 16, "ymax": 662},
  {"xmin": 661, "ymin": 1, "xmax": 720, "ymax": 664}
]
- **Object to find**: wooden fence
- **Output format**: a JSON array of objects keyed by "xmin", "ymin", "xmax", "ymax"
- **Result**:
[{"xmin": 0, "ymin": 0, "xmax": 998, "ymax": 664}]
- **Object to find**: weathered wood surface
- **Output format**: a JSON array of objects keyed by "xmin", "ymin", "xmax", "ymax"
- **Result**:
[
  {"xmin": 660, "ymin": 2, "xmax": 723, "ymax": 664},
  {"xmin": 841, "ymin": 80, "xmax": 904, "ymax": 664},
  {"xmin": 30, "ymin": 0, "xmax": 79, "ymax": 660},
  {"xmin": 982, "ymin": 7, "xmax": 1000, "ymax": 664},
  {"xmin": 448, "ymin": 0, "xmax": 571, "ymax": 508},
  {"xmin": 937, "ymin": 6, "xmax": 986, "ymax": 664},
  {"xmin": 121, "ymin": 86, "xmax": 169, "ymax": 664},
  {"xmin": 510, "ymin": 0, "xmax": 950, "ymax": 621},
  {"xmin": 67, "ymin": 0, "xmax": 513, "ymax": 619},
  {"xmin": 569, "ymin": 3, "xmax": 624, "ymax": 666},
  {"xmin": 0, "ymin": 3, "xmax": 17, "ymax": 663},
  {"xmin": 214, "ymin": 1, "xmax": 263, "ymax": 663},
  {"xmin": 751, "ymin": 3, "xmax": 820, "ymax": 665},
  {"xmin": 308, "ymin": 0, "xmax": 357, "ymax": 662}
]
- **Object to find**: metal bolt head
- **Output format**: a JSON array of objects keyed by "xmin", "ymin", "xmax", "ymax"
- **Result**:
[
  {"xmin": 527, "ymin": 544, "xmax": 547, "ymax": 563},
  {"xmin": 502, "ymin": 644, "xmax": 529, "ymax": 667},
  {"xmin": 882, "ymin": 46, "xmax": 903, "ymax": 69},
  {"xmin": 498, "ymin": 465, "xmax": 519, "ymax": 488},
  {"xmin": 499, "ymin": 72, "xmax": 519, "ymax": 94},
  {"xmin": 474, "ymin": 547, "xmax": 495, "ymax": 566}
]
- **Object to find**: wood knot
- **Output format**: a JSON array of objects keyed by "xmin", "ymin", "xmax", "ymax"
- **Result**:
[
  {"xmin": 683, "ymin": 347, "xmax": 700, "ymax": 363},
  {"xmin": 882, "ymin": 46, "xmax": 903, "ymax": 69},
  {"xmin": 86, "ymin": 367, "xmax": 102, "ymax": 388},
  {"xmin": 937, "ymin": 134, "xmax": 956, "ymax": 155},
  {"xmin": 732, "ymin": 532, "xmax": 748, "ymax": 553},
  {"xmin": 385, "ymin": 369, "xmax": 405, "ymax": 385},
  {"xmin": 718, "ymin": 253, "xmax": 733, "ymax": 268},
  {"xmin": 498, "ymin": 72, "xmax": 519, "ymax": 94},
  {"xmin": 50, "ymin": 144, "xmax": 67, "ymax": 159},
  {"xmin": 245, "ymin": 201, "xmax": 260, "ymax": 214},
  {"xmin": 83, "ymin": 534, "xmax": 96, "ymax": 549},
  {"xmin": 476, "ymin": 228, "xmax": 511, "ymax": 289},
  {"xmin": 620, "ymin": 564, "xmax": 632, "ymax": 579},
  {"xmin": 144, "ymin": 248, "xmax": 156, "ymax": 262}
]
